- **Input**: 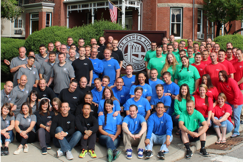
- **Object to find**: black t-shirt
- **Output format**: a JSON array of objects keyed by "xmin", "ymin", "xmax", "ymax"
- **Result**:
[
  {"xmin": 35, "ymin": 111, "xmax": 55, "ymax": 129},
  {"xmin": 72, "ymin": 58, "xmax": 94, "ymax": 83},
  {"xmin": 98, "ymin": 44, "xmax": 106, "ymax": 54},
  {"xmin": 33, "ymin": 86, "xmax": 56, "ymax": 101},
  {"xmin": 59, "ymin": 88, "xmax": 84, "ymax": 115},
  {"xmin": 112, "ymin": 49, "xmax": 124, "ymax": 62},
  {"xmin": 75, "ymin": 114, "xmax": 98, "ymax": 134},
  {"xmin": 75, "ymin": 103, "xmax": 98, "ymax": 119}
]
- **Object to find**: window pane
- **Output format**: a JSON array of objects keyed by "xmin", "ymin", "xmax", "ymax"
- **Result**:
[
  {"xmin": 31, "ymin": 20, "xmax": 39, "ymax": 34},
  {"xmin": 31, "ymin": 14, "xmax": 39, "ymax": 19},
  {"xmin": 198, "ymin": 10, "xmax": 201, "ymax": 23},
  {"xmin": 19, "ymin": 20, "xmax": 22, "ymax": 28},
  {"xmin": 197, "ymin": 24, "xmax": 201, "ymax": 32},
  {"xmin": 14, "ymin": 19, "xmax": 18, "ymax": 28},
  {"xmin": 171, "ymin": 23, "xmax": 181, "ymax": 37},
  {"xmin": 171, "ymin": 9, "xmax": 181, "ymax": 23}
]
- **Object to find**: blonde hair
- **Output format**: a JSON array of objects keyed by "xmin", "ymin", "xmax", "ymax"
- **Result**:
[
  {"xmin": 161, "ymin": 53, "xmax": 178, "ymax": 75},
  {"xmin": 218, "ymin": 93, "xmax": 227, "ymax": 102}
]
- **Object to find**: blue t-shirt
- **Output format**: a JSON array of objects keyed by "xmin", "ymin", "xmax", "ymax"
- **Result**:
[
  {"xmin": 102, "ymin": 59, "xmax": 120, "ymax": 85},
  {"xmin": 146, "ymin": 113, "xmax": 173, "ymax": 139},
  {"xmin": 91, "ymin": 86, "xmax": 104, "ymax": 104},
  {"xmin": 122, "ymin": 75, "xmax": 136, "ymax": 88},
  {"xmin": 98, "ymin": 99, "xmax": 121, "ymax": 113},
  {"xmin": 149, "ymin": 79, "xmax": 164, "ymax": 97},
  {"xmin": 123, "ymin": 114, "xmax": 146, "ymax": 134},
  {"xmin": 150, "ymin": 95, "xmax": 171, "ymax": 108},
  {"xmin": 129, "ymin": 84, "xmax": 152, "ymax": 98},
  {"xmin": 90, "ymin": 58, "xmax": 104, "ymax": 83},
  {"xmin": 112, "ymin": 86, "xmax": 130, "ymax": 106},
  {"xmin": 98, "ymin": 111, "xmax": 122, "ymax": 135},
  {"xmin": 124, "ymin": 97, "xmax": 151, "ymax": 117},
  {"xmin": 163, "ymin": 82, "xmax": 180, "ymax": 95}
]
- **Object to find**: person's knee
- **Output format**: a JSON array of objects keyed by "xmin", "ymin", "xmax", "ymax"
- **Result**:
[
  {"xmin": 38, "ymin": 128, "xmax": 45, "ymax": 134},
  {"xmin": 74, "ymin": 131, "xmax": 82, "ymax": 139},
  {"xmin": 55, "ymin": 126, "xmax": 63, "ymax": 133}
]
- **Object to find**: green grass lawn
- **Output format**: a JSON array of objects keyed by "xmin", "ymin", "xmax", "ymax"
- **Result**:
[{"xmin": 1, "ymin": 82, "xmax": 5, "ymax": 90}]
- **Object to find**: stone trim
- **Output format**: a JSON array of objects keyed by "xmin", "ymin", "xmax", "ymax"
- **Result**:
[{"xmin": 158, "ymin": 3, "xmax": 203, "ymax": 8}]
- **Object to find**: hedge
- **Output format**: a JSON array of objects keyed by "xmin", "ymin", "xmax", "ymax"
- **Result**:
[
  {"xmin": 213, "ymin": 34, "xmax": 243, "ymax": 51},
  {"xmin": 175, "ymin": 39, "xmax": 201, "ymax": 47},
  {"xmin": 24, "ymin": 20, "xmax": 126, "ymax": 53},
  {"xmin": 1, "ymin": 38, "xmax": 25, "ymax": 75}
]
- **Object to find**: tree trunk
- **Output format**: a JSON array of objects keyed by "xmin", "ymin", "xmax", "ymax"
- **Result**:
[{"xmin": 216, "ymin": 21, "xmax": 222, "ymax": 37}]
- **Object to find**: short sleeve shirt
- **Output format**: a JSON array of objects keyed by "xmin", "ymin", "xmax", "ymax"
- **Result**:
[
  {"xmin": 10, "ymin": 56, "xmax": 28, "ymax": 86},
  {"xmin": 16, "ymin": 113, "xmax": 37, "ymax": 129},
  {"xmin": 1, "ymin": 115, "xmax": 15, "ymax": 129},
  {"xmin": 1, "ymin": 89, "xmax": 16, "ymax": 107},
  {"xmin": 17, "ymin": 65, "xmax": 39, "ymax": 88},
  {"xmin": 123, "ymin": 114, "xmax": 146, "ymax": 134}
]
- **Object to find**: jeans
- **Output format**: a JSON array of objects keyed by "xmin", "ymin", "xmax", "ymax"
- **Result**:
[
  {"xmin": 53, "ymin": 126, "xmax": 82, "ymax": 153},
  {"xmin": 199, "ymin": 117, "xmax": 212, "ymax": 127},
  {"xmin": 99, "ymin": 135, "xmax": 120, "ymax": 151},
  {"xmin": 213, "ymin": 117, "xmax": 234, "ymax": 133},
  {"xmin": 228, "ymin": 103, "xmax": 243, "ymax": 135},
  {"xmin": 145, "ymin": 133, "xmax": 173, "ymax": 152},
  {"xmin": 1, "ymin": 130, "xmax": 14, "ymax": 144}
]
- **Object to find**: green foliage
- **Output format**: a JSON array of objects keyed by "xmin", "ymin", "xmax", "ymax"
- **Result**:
[
  {"xmin": 175, "ymin": 39, "xmax": 201, "ymax": 47},
  {"xmin": 213, "ymin": 34, "xmax": 243, "ymax": 51},
  {"xmin": 1, "ymin": 38, "xmax": 25, "ymax": 75},
  {"xmin": 1, "ymin": 0, "xmax": 23, "ymax": 21},
  {"xmin": 24, "ymin": 20, "xmax": 125, "ymax": 53}
]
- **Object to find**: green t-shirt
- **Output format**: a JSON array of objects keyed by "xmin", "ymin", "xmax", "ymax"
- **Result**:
[
  {"xmin": 144, "ymin": 50, "xmax": 156, "ymax": 62},
  {"xmin": 147, "ymin": 56, "xmax": 166, "ymax": 79},
  {"xmin": 189, "ymin": 57, "xmax": 195, "ymax": 64},
  {"xmin": 173, "ymin": 96, "xmax": 195, "ymax": 116},
  {"xmin": 174, "ymin": 65, "xmax": 200, "ymax": 94},
  {"xmin": 162, "ymin": 64, "xmax": 180, "ymax": 82},
  {"xmin": 172, "ymin": 50, "xmax": 180, "ymax": 63},
  {"xmin": 179, "ymin": 109, "xmax": 205, "ymax": 132}
]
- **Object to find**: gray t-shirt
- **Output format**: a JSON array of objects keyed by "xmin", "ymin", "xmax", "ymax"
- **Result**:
[
  {"xmin": 1, "ymin": 115, "xmax": 15, "ymax": 130},
  {"xmin": 33, "ymin": 61, "xmax": 41, "ymax": 74},
  {"xmin": 12, "ymin": 85, "xmax": 31, "ymax": 115},
  {"xmin": 17, "ymin": 65, "xmax": 39, "ymax": 88},
  {"xmin": 1, "ymin": 89, "xmax": 16, "ymax": 107},
  {"xmin": 35, "ymin": 53, "xmax": 49, "ymax": 65},
  {"xmin": 40, "ymin": 61, "xmax": 55, "ymax": 83},
  {"xmin": 10, "ymin": 56, "xmax": 28, "ymax": 86},
  {"xmin": 16, "ymin": 113, "xmax": 36, "ymax": 130},
  {"xmin": 51, "ymin": 62, "xmax": 75, "ymax": 93}
]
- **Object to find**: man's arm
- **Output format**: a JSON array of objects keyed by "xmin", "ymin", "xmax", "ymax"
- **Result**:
[
  {"xmin": 230, "ymin": 73, "xmax": 234, "ymax": 79},
  {"xmin": 144, "ymin": 110, "xmax": 151, "ymax": 121},
  {"xmin": 197, "ymin": 121, "xmax": 209, "ymax": 136},
  {"xmin": 10, "ymin": 64, "xmax": 25, "ymax": 73},
  {"xmin": 89, "ymin": 70, "xmax": 93, "ymax": 86},
  {"xmin": 237, "ymin": 76, "xmax": 243, "ymax": 85},
  {"xmin": 119, "ymin": 61, "xmax": 123, "ymax": 68},
  {"xmin": 137, "ymin": 122, "xmax": 147, "ymax": 137},
  {"xmin": 116, "ymin": 69, "xmax": 120, "ymax": 79},
  {"xmin": 122, "ymin": 123, "xmax": 133, "ymax": 137},
  {"xmin": 47, "ymin": 77, "xmax": 54, "ymax": 87}
]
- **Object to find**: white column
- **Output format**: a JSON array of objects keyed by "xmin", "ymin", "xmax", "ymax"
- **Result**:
[
  {"xmin": 138, "ymin": 5, "xmax": 140, "ymax": 30},
  {"xmin": 222, "ymin": 24, "xmax": 224, "ymax": 36},
  {"xmin": 92, "ymin": 3, "xmax": 94, "ymax": 24},
  {"xmin": 122, "ymin": 0, "xmax": 125, "ymax": 28},
  {"xmin": 67, "ymin": 5, "xmax": 69, "ymax": 28}
]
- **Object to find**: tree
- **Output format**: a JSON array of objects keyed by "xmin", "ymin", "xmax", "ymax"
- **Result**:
[
  {"xmin": 1, "ymin": 0, "xmax": 23, "ymax": 21},
  {"xmin": 203, "ymin": 0, "xmax": 243, "ymax": 37}
]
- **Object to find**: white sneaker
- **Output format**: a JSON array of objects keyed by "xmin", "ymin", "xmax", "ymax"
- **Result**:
[
  {"xmin": 23, "ymin": 145, "xmax": 29, "ymax": 153},
  {"xmin": 14, "ymin": 147, "xmax": 23, "ymax": 155},
  {"xmin": 66, "ymin": 150, "xmax": 73, "ymax": 160},
  {"xmin": 56, "ymin": 149, "xmax": 64, "ymax": 158}
]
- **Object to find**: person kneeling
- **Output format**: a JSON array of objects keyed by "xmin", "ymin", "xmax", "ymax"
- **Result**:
[
  {"xmin": 179, "ymin": 100, "xmax": 209, "ymax": 159},
  {"xmin": 144, "ymin": 102, "xmax": 173, "ymax": 160},
  {"xmin": 122, "ymin": 105, "xmax": 147, "ymax": 159},
  {"xmin": 76, "ymin": 103, "xmax": 98, "ymax": 158},
  {"xmin": 51, "ymin": 102, "xmax": 82, "ymax": 160}
]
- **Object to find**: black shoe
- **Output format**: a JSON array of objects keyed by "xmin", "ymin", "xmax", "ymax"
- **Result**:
[
  {"xmin": 1, "ymin": 147, "xmax": 3, "ymax": 156},
  {"xmin": 157, "ymin": 151, "xmax": 165, "ymax": 160},
  {"xmin": 42, "ymin": 147, "xmax": 47, "ymax": 155},
  {"xmin": 144, "ymin": 150, "xmax": 153, "ymax": 159},
  {"xmin": 113, "ymin": 149, "xmax": 121, "ymax": 160},
  {"xmin": 200, "ymin": 148, "xmax": 209, "ymax": 157},
  {"xmin": 185, "ymin": 149, "xmax": 193, "ymax": 159},
  {"xmin": 46, "ymin": 144, "xmax": 51, "ymax": 150},
  {"xmin": 3, "ymin": 147, "xmax": 9, "ymax": 155}
]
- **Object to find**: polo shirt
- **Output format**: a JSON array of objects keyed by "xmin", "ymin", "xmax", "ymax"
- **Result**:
[
  {"xmin": 129, "ymin": 84, "xmax": 152, "ymax": 98},
  {"xmin": 33, "ymin": 61, "xmax": 41, "ymax": 74},
  {"xmin": 173, "ymin": 96, "xmax": 195, "ymax": 116},
  {"xmin": 124, "ymin": 97, "xmax": 151, "ymax": 117},
  {"xmin": 233, "ymin": 61, "xmax": 243, "ymax": 90},
  {"xmin": 1, "ymin": 115, "xmax": 15, "ymax": 129},
  {"xmin": 91, "ymin": 86, "xmax": 104, "ymax": 104},
  {"xmin": 112, "ymin": 86, "xmax": 130, "ymax": 106},
  {"xmin": 148, "ymin": 79, "xmax": 164, "ymax": 97},
  {"xmin": 123, "ymin": 114, "xmax": 146, "ymax": 134},
  {"xmin": 16, "ymin": 113, "xmax": 36, "ymax": 131},
  {"xmin": 179, "ymin": 109, "xmax": 205, "ymax": 132},
  {"xmin": 10, "ymin": 56, "xmax": 27, "ymax": 86},
  {"xmin": 122, "ymin": 75, "xmax": 136, "ymax": 88},
  {"xmin": 102, "ymin": 58, "xmax": 120, "ymax": 85},
  {"xmin": 51, "ymin": 62, "xmax": 75, "ymax": 93},
  {"xmin": 66, "ymin": 58, "xmax": 76, "ymax": 65},
  {"xmin": 98, "ymin": 99, "xmax": 121, "ymax": 113},
  {"xmin": 17, "ymin": 65, "xmax": 39, "ymax": 88},
  {"xmin": 1, "ymin": 89, "xmax": 16, "ymax": 106},
  {"xmin": 40, "ymin": 61, "xmax": 56, "ymax": 83},
  {"xmin": 147, "ymin": 56, "xmax": 166, "ymax": 79},
  {"xmin": 89, "ymin": 58, "xmax": 104, "ymax": 83},
  {"xmin": 144, "ymin": 50, "xmax": 156, "ymax": 62},
  {"xmin": 72, "ymin": 58, "xmax": 93, "ymax": 83},
  {"xmin": 35, "ymin": 53, "xmax": 49, "ymax": 65},
  {"xmin": 32, "ymin": 86, "xmax": 56, "ymax": 100}
]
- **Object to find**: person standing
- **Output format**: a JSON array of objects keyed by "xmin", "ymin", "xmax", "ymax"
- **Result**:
[
  {"xmin": 233, "ymin": 49, "xmax": 243, "ymax": 91},
  {"xmin": 122, "ymin": 65, "xmax": 136, "ymax": 88},
  {"xmin": 89, "ymin": 47, "xmax": 103, "ymax": 84},
  {"xmin": 1, "ymin": 81, "xmax": 16, "ymax": 111},
  {"xmin": 35, "ymin": 45, "xmax": 49, "ymax": 65},
  {"xmin": 218, "ymin": 50, "xmax": 235, "ymax": 79},
  {"xmin": 112, "ymin": 40, "xmax": 124, "ymax": 68},
  {"xmin": 144, "ymin": 41, "xmax": 157, "ymax": 68}
]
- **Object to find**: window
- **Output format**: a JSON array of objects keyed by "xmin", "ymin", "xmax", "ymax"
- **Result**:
[
  {"xmin": 170, "ymin": 8, "xmax": 183, "ymax": 38},
  {"xmin": 241, "ymin": 20, "xmax": 243, "ymax": 36},
  {"xmin": 197, "ymin": 9, "xmax": 203, "ymax": 33},
  {"xmin": 14, "ymin": 19, "xmax": 22, "ymax": 28},
  {"xmin": 46, "ymin": 13, "xmax": 52, "ymax": 27},
  {"xmin": 30, "ymin": 13, "xmax": 39, "ymax": 34}
]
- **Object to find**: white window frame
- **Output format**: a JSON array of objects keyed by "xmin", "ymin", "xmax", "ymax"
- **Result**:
[
  {"xmin": 30, "ymin": 13, "xmax": 39, "ymax": 35},
  {"xmin": 197, "ymin": 9, "xmax": 203, "ymax": 33},
  {"xmin": 241, "ymin": 20, "xmax": 243, "ymax": 36},
  {"xmin": 14, "ymin": 19, "xmax": 22, "ymax": 28},
  {"xmin": 170, "ymin": 8, "xmax": 183, "ymax": 39},
  {"xmin": 46, "ymin": 12, "xmax": 52, "ymax": 27}
]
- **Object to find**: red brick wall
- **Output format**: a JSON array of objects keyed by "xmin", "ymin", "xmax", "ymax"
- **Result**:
[
  {"xmin": 25, "ymin": 13, "xmax": 30, "ymax": 39},
  {"xmin": 142, "ymin": 0, "xmax": 157, "ymax": 30},
  {"xmin": 53, "ymin": 0, "xmax": 66, "ymax": 26},
  {"xmin": 157, "ymin": 7, "xmax": 170, "ymax": 37},
  {"xmin": 39, "ymin": 11, "xmax": 46, "ymax": 30},
  {"xmin": 132, "ymin": 9, "xmax": 138, "ymax": 30}
]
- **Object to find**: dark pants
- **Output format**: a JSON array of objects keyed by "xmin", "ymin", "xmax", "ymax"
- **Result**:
[
  {"xmin": 80, "ymin": 133, "xmax": 96, "ymax": 150},
  {"xmin": 38, "ymin": 128, "xmax": 51, "ymax": 148},
  {"xmin": 16, "ymin": 125, "xmax": 36, "ymax": 145}
]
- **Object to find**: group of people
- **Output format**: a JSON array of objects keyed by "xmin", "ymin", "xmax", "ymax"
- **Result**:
[{"xmin": 1, "ymin": 35, "xmax": 243, "ymax": 161}]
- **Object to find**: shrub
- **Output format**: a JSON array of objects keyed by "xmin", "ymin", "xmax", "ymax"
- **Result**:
[
  {"xmin": 175, "ymin": 39, "xmax": 201, "ymax": 47},
  {"xmin": 1, "ymin": 38, "xmax": 25, "ymax": 76},
  {"xmin": 24, "ymin": 20, "xmax": 126, "ymax": 53},
  {"xmin": 213, "ymin": 34, "xmax": 243, "ymax": 51}
]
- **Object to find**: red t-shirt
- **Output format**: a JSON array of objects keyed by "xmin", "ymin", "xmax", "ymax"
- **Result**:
[
  {"xmin": 201, "ymin": 59, "xmax": 212, "ymax": 67},
  {"xmin": 233, "ymin": 61, "xmax": 243, "ymax": 90},
  {"xmin": 213, "ymin": 104, "xmax": 233, "ymax": 125},
  {"xmin": 219, "ymin": 60, "xmax": 236, "ymax": 75},
  {"xmin": 195, "ymin": 86, "xmax": 219, "ymax": 101},
  {"xmin": 194, "ymin": 95, "xmax": 213, "ymax": 118},
  {"xmin": 191, "ymin": 63, "xmax": 205, "ymax": 78},
  {"xmin": 217, "ymin": 78, "xmax": 243, "ymax": 105},
  {"xmin": 227, "ymin": 58, "xmax": 238, "ymax": 64}
]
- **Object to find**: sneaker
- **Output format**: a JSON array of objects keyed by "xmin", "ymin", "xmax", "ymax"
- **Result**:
[
  {"xmin": 23, "ymin": 145, "xmax": 29, "ymax": 153},
  {"xmin": 137, "ymin": 148, "xmax": 143, "ymax": 159},
  {"xmin": 1, "ymin": 147, "xmax": 3, "ymax": 156},
  {"xmin": 157, "ymin": 151, "xmax": 165, "ymax": 160},
  {"xmin": 42, "ymin": 147, "xmax": 47, "ymax": 155},
  {"xmin": 79, "ymin": 149, "xmax": 87, "ymax": 158},
  {"xmin": 144, "ymin": 150, "xmax": 153, "ymax": 159},
  {"xmin": 3, "ymin": 147, "xmax": 9, "ymax": 155},
  {"xmin": 46, "ymin": 144, "xmax": 51, "ymax": 150},
  {"xmin": 126, "ymin": 149, "xmax": 132, "ymax": 159},
  {"xmin": 185, "ymin": 149, "xmax": 193, "ymax": 159},
  {"xmin": 13, "ymin": 147, "xmax": 23, "ymax": 155},
  {"xmin": 66, "ymin": 150, "xmax": 73, "ymax": 160},
  {"xmin": 107, "ymin": 149, "xmax": 113, "ymax": 162},
  {"xmin": 56, "ymin": 149, "xmax": 63, "ymax": 158},
  {"xmin": 113, "ymin": 149, "xmax": 121, "ymax": 160},
  {"xmin": 89, "ymin": 149, "xmax": 97, "ymax": 158},
  {"xmin": 200, "ymin": 148, "xmax": 209, "ymax": 157}
]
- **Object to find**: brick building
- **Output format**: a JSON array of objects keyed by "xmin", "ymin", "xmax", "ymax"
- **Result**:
[{"xmin": 1, "ymin": 0, "xmax": 243, "ymax": 40}]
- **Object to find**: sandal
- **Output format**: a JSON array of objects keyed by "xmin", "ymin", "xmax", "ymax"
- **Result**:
[
  {"xmin": 220, "ymin": 140, "xmax": 226, "ymax": 144},
  {"xmin": 215, "ymin": 140, "xmax": 221, "ymax": 144}
]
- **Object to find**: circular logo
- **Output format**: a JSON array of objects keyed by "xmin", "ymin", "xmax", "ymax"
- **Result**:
[{"xmin": 118, "ymin": 33, "xmax": 151, "ymax": 72}]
